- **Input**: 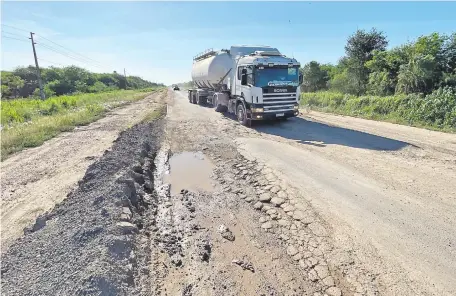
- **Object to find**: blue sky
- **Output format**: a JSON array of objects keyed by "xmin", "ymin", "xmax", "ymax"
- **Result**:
[{"xmin": 2, "ymin": 1, "xmax": 455, "ymax": 85}]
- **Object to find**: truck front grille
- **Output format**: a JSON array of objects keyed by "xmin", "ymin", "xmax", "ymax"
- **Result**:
[{"xmin": 262, "ymin": 93, "xmax": 297, "ymax": 112}]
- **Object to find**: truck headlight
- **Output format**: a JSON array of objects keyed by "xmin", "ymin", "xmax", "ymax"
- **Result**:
[
  {"xmin": 251, "ymin": 107, "xmax": 264, "ymax": 113},
  {"xmin": 294, "ymin": 105, "xmax": 299, "ymax": 110}
]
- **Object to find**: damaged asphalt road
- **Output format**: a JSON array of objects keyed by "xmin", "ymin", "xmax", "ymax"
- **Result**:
[{"xmin": 1, "ymin": 89, "xmax": 455, "ymax": 296}]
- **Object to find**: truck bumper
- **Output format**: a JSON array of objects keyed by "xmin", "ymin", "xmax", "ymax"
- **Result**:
[
  {"xmin": 250, "ymin": 110, "xmax": 299, "ymax": 120},
  {"xmin": 248, "ymin": 103, "xmax": 299, "ymax": 120}
]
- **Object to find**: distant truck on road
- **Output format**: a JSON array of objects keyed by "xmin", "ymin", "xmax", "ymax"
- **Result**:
[
  {"xmin": 188, "ymin": 45, "xmax": 302, "ymax": 126},
  {"xmin": 173, "ymin": 85, "xmax": 180, "ymax": 91}
]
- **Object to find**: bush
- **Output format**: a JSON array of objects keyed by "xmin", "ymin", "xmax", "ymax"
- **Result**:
[{"xmin": 301, "ymin": 88, "xmax": 455, "ymax": 131}]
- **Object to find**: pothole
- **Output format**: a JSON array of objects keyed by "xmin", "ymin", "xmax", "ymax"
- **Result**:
[{"xmin": 164, "ymin": 151, "xmax": 215, "ymax": 195}]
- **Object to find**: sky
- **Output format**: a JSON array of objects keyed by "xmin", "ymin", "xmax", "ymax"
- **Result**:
[{"xmin": 1, "ymin": 1, "xmax": 456, "ymax": 85}]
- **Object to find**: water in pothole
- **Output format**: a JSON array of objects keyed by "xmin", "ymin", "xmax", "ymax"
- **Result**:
[{"xmin": 164, "ymin": 151, "xmax": 215, "ymax": 195}]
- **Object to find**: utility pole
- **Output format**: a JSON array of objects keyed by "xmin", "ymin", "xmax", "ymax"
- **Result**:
[
  {"xmin": 123, "ymin": 68, "xmax": 128, "ymax": 89},
  {"xmin": 29, "ymin": 32, "xmax": 45, "ymax": 100}
]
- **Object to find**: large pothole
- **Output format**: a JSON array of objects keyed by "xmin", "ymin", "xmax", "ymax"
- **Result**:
[{"xmin": 163, "ymin": 151, "xmax": 215, "ymax": 195}]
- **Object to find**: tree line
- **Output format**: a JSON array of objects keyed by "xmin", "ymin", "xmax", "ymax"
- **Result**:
[
  {"xmin": 1, "ymin": 65, "xmax": 164, "ymax": 99},
  {"xmin": 300, "ymin": 29, "xmax": 455, "ymax": 97}
]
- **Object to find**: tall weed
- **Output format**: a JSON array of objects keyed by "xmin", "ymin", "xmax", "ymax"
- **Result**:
[{"xmin": 301, "ymin": 87, "xmax": 456, "ymax": 132}]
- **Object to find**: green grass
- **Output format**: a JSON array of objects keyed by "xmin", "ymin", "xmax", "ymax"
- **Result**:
[
  {"xmin": 1, "ymin": 88, "xmax": 162, "ymax": 160},
  {"xmin": 140, "ymin": 106, "xmax": 166, "ymax": 123},
  {"xmin": 140, "ymin": 89, "xmax": 168, "ymax": 123},
  {"xmin": 300, "ymin": 89, "xmax": 456, "ymax": 133}
]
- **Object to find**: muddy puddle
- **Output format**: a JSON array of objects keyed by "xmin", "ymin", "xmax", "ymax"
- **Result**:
[{"xmin": 164, "ymin": 151, "xmax": 214, "ymax": 195}]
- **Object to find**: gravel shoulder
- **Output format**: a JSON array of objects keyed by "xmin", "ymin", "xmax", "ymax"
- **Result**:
[{"xmin": 1, "ymin": 91, "xmax": 164, "ymax": 251}]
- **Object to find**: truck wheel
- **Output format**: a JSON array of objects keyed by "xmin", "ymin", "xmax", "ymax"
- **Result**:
[
  {"xmin": 213, "ymin": 95, "xmax": 227, "ymax": 112},
  {"xmin": 192, "ymin": 93, "xmax": 197, "ymax": 104},
  {"xmin": 236, "ymin": 104, "xmax": 249, "ymax": 126},
  {"xmin": 196, "ymin": 94, "xmax": 205, "ymax": 105}
]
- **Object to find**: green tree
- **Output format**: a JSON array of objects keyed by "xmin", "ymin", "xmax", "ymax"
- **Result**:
[
  {"xmin": 344, "ymin": 28, "xmax": 388, "ymax": 95},
  {"xmin": 1, "ymin": 72, "xmax": 25, "ymax": 98},
  {"xmin": 33, "ymin": 85, "xmax": 56, "ymax": 98},
  {"xmin": 88, "ymin": 81, "xmax": 108, "ymax": 93},
  {"xmin": 396, "ymin": 54, "xmax": 438, "ymax": 94},
  {"xmin": 301, "ymin": 61, "xmax": 329, "ymax": 92}
]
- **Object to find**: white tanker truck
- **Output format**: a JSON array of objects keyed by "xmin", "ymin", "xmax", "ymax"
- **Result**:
[{"xmin": 188, "ymin": 45, "xmax": 303, "ymax": 126}]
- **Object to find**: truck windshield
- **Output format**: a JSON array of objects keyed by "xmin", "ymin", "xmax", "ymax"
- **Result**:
[{"xmin": 255, "ymin": 67, "xmax": 299, "ymax": 88}]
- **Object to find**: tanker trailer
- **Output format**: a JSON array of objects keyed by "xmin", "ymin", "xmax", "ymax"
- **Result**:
[{"xmin": 188, "ymin": 45, "xmax": 303, "ymax": 126}]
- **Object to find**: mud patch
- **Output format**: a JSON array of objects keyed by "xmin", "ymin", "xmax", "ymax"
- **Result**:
[{"xmin": 164, "ymin": 151, "xmax": 214, "ymax": 195}]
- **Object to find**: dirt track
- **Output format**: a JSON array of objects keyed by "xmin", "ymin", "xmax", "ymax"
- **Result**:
[{"xmin": 1, "ymin": 89, "xmax": 455, "ymax": 296}]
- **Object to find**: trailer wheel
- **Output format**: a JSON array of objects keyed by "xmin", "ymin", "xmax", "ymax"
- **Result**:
[
  {"xmin": 196, "ymin": 94, "xmax": 206, "ymax": 105},
  {"xmin": 192, "ymin": 93, "xmax": 197, "ymax": 104},
  {"xmin": 236, "ymin": 103, "xmax": 249, "ymax": 126}
]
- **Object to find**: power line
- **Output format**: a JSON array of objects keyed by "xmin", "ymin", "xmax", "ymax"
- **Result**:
[
  {"xmin": 1, "ymin": 35, "xmax": 30, "ymax": 43},
  {"xmin": 36, "ymin": 34, "xmax": 105, "ymax": 67},
  {"xmin": 37, "ymin": 58, "xmax": 66, "ymax": 67},
  {"xmin": 2, "ymin": 23, "xmax": 107, "ymax": 68},
  {"xmin": 37, "ymin": 39, "xmax": 108, "ymax": 68},
  {"xmin": 37, "ymin": 43, "xmax": 104, "ymax": 69},
  {"xmin": 1, "ymin": 30, "xmax": 29, "ymax": 39},
  {"xmin": 2, "ymin": 23, "xmax": 121, "ymax": 74},
  {"xmin": 1, "ymin": 24, "xmax": 30, "ymax": 33}
]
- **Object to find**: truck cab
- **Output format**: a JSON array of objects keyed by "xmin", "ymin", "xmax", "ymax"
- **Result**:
[{"xmin": 228, "ymin": 48, "xmax": 302, "ymax": 122}]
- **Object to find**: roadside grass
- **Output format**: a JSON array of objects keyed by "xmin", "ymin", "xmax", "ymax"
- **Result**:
[
  {"xmin": 140, "ymin": 90, "xmax": 168, "ymax": 123},
  {"xmin": 300, "ymin": 89, "xmax": 456, "ymax": 133},
  {"xmin": 141, "ymin": 106, "xmax": 166, "ymax": 123},
  {"xmin": 1, "ymin": 88, "xmax": 163, "ymax": 160}
]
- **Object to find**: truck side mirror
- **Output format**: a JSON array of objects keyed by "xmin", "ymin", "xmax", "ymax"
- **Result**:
[
  {"xmin": 299, "ymin": 73, "xmax": 303, "ymax": 85},
  {"xmin": 241, "ymin": 69, "xmax": 248, "ymax": 86}
]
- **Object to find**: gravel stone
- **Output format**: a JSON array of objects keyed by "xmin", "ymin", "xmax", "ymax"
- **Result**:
[
  {"xmin": 322, "ymin": 276, "xmax": 335, "ymax": 287},
  {"xmin": 277, "ymin": 191, "xmax": 287, "ymax": 199},
  {"xmin": 259, "ymin": 216, "xmax": 268, "ymax": 223},
  {"xmin": 326, "ymin": 287, "xmax": 342, "ymax": 296},
  {"xmin": 308, "ymin": 269, "xmax": 319, "ymax": 282},
  {"xmin": 117, "ymin": 222, "xmax": 138, "ymax": 234},
  {"xmin": 261, "ymin": 222, "xmax": 273, "ymax": 229},
  {"xmin": 292, "ymin": 253, "xmax": 303, "ymax": 261},
  {"xmin": 219, "ymin": 225, "xmax": 235, "ymax": 241},
  {"xmin": 270, "ymin": 197, "xmax": 285, "ymax": 206},
  {"xmin": 265, "ymin": 173, "xmax": 276, "ymax": 181},
  {"xmin": 262, "ymin": 205, "xmax": 273, "ymax": 212},
  {"xmin": 286, "ymin": 245, "xmax": 298, "ymax": 256},
  {"xmin": 253, "ymin": 202, "xmax": 263, "ymax": 210},
  {"xmin": 292, "ymin": 210, "xmax": 306, "ymax": 220},
  {"xmin": 266, "ymin": 209, "xmax": 277, "ymax": 215},
  {"xmin": 278, "ymin": 219, "xmax": 290, "ymax": 227},
  {"xmin": 259, "ymin": 193, "xmax": 272, "ymax": 202},
  {"xmin": 307, "ymin": 257, "xmax": 319, "ymax": 268},
  {"xmin": 270, "ymin": 186, "xmax": 280, "ymax": 193},
  {"xmin": 299, "ymin": 259, "xmax": 308, "ymax": 269},
  {"xmin": 314, "ymin": 264, "xmax": 330, "ymax": 279}
]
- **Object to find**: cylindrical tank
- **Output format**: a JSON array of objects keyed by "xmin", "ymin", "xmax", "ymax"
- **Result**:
[{"xmin": 191, "ymin": 52, "xmax": 232, "ymax": 89}]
